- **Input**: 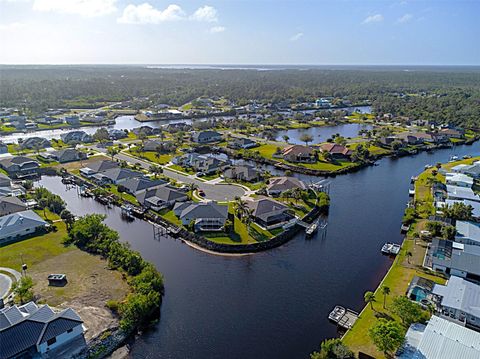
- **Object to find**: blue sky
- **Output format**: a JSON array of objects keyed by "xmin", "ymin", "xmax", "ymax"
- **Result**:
[{"xmin": 0, "ymin": 0, "xmax": 479, "ymax": 65}]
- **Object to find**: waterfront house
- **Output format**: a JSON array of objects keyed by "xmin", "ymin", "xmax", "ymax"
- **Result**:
[
  {"xmin": 173, "ymin": 201, "xmax": 228, "ymax": 232},
  {"xmin": 101, "ymin": 168, "xmax": 144, "ymax": 185},
  {"xmin": 426, "ymin": 239, "xmax": 480, "ymax": 280},
  {"xmin": 455, "ymin": 221, "xmax": 480, "ymax": 246},
  {"xmin": 0, "ymin": 301, "xmax": 85, "ymax": 359},
  {"xmin": 0, "ymin": 156, "xmax": 39, "ymax": 178},
  {"xmin": 228, "ymin": 137, "xmax": 258, "ymax": 150},
  {"xmin": 108, "ymin": 128, "xmax": 127, "ymax": 140},
  {"xmin": 398, "ymin": 315, "xmax": 480, "ymax": 359},
  {"xmin": 19, "ymin": 137, "xmax": 50, "ymax": 150},
  {"xmin": 0, "ymin": 142, "xmax": 8, "ymax": 154},
  {"xmin": 0, "ymin": 210, "xmax": 47, "ymax": 244},
  {"xmin": 445, "ymin": 173, "xmax": 473, "ymax": 188},
  {"xmin": 79, "ymin": 160, "xmax": 119, "ymax": 177},
  {"xmin": 50, "ymin": 149, "xmax": 87, "ymax": 163},
  {"xmin": 282, "ymin": 145, "xmax": 316, "ymax": 163},
  {"xmin": 450, "ymin": 163, "xmax": 480, "ymax": 179},
  {"xmin": 432, "ymin": 276, "xmax": 480, "ymax": 330},
  {"xmin": 246, "ymin": 198, "xmax": 293, "ymax": 229},
  {"xmin": 0, "ymin": 196, "xmax": 27, "ymax": 216},
  {"xmin": 191, "ymin": 131, "xmax": 223, "ymax": 144},
  {"xmin": 440, "ymin": 128, "xmax": 464, "ymax": 139},
  {"xmin": 266, "ymin": 177, "xmax": 307, "ymax": 196},
  {"xmin": 122, "ymin": 177, "xmax": 167, "ymax": 195},
  {"xmin": 0, "ymin": 173, "xmax": 25, "ymax": 197},
  {"xmin": 137, "ymin": 186, "xmax": 188, "ymax": 210},
  {"xmin": 132, "ymin": 126, "xmax": 160, "ymax": 137},
  {"xmin": 319, "ymin": 143, "xmax": 352, "ymax": 159},
  {"xmin": 223, "ymin": 165, "xmax": 261, "ymax": 182},
  {"xmin": 446, "ymin": 185, "xmax": 480, "ymax": 202},
  {"xmin": 60, "ymin": 131, "xmax": 93, "ymax": 144}
]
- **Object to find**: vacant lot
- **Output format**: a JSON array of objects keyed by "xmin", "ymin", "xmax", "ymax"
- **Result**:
[{"xmin": 0, "ymin": 222, "xmax": 129, "ymax": 340}]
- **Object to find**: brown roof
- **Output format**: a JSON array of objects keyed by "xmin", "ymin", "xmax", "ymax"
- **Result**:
[
  {"xmin": 282, "ymin": 145, "xmax": 314, "ymax": 156},
  {"xmin": 320, "ymin": 143, "xmax": 351, "ymax": 155}
]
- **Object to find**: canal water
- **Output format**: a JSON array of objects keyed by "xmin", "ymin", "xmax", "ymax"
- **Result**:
[{"xmin": 35, "ymin": 140, "xmax": 480, "ymax": 359}]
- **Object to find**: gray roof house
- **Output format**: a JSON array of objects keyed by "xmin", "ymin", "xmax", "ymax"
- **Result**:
[
  {"xmin": 432, "ymin": 275, "xmax": 480, "ymax": 330},
  {"xmin": 137, "ymin": 186, "xmax": 188, "ymax": 210},
  {"xmin": 101, "ymin": 168, "xmax": 144, "ymax": 185},
  {"xmin": 224, "ymin": 165, "xmax": 261, "ymax": 182},
  {"xmin": 0, "ymin": 196, "xmax": 27, "ymax": 216},
  {"xmin": 122, "ymin": 177, "xmax": 167, "ymax": 195},
  {"xmin": 398, "ymin": 315, "xmax": 480, "ymax": 359},
  {"xmin": 173, "ymin": 153, "xmax": 229, "ymax": 175},
  {"xmin": 0, "ymin": 301, "xmax": 85, "ymax": 359},
  {"xmin": 191, "ymin": 131, "xmax": 223, "ymax": 144},
  {"xmin": 174, "ymin": 201, "xmax": 228, "ymax": 232},
  {"xmin": 426, "ymin": 239, "xmax": 480, "ymax": 280},
  {"xmin": 0, "ymin": 173, "xmax": 25, "ymax": 197},
  {"xmin": 142, "ymin": 139, "xmax": 174, "ymax": 152},
  {"xmin": 0, "ymin": 173, "xmax": 11, "ymax": 188},
  {"xmin": 246, "ymin": 198, "xmax": 293, "ymax": 229},
  {"xmin": 60, "ymin": 131, "xmax": 93, "ymax": 144},
  {"xmin": 0, "ymin": 142, "xmax": 8, "ymax": 154},
  {"xmin": 228, "ymin": 137, "xmax": 258, "ymax": 149},
  {"xmin": 267, "ymin": 177, "xmax": 307, "ymax": 196},
  {"xmin": 19, "ymin": 137, "xmax": 50, "ymax": 150},
  {"xmin": 455, "ymin": 221, "xmax": 480, "ymax": 247},
  {"xmin": 0, "ymin": 156, "xmax": 39, "ymax": 178},
  {"xmin": 50, "ymin": 148, "xmax": 87, "ymax": 163},
  {"xmin": 79, "ymin": 159, "xmax": 119, "ymax": 177},
  {"xmin": 0, "ymin": 210, "xmax": 47, "ymax": 244}
]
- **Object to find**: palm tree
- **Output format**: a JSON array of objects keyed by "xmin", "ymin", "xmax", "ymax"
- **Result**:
[
  {"xmin": 149, "ymin": 165, "xmax": 162, "ymax": 178},
  {"xmin": 291, "ymin": 187, "xmax": 303, "ymax": 204},
  {"xmin": 282, "ymin": 135, "xmax": 290, "ymax": 144},
  {"xmin": 364, "ymin": 291, "xmax": 376, "ymax": 311},
  {"xmin": 381, "ymin": 286, "xmax": 391, "ymax": 309},
  {"xmin": 233, "ymin": 197, "xmax": 248, "ymax": 220},
  {"xmin": 38, "ymin": 198, "xmax": 48, "ymax": 219},
  {"xmin": 107, "ymin": 147, "xmax": 119, "ymax": 161}
]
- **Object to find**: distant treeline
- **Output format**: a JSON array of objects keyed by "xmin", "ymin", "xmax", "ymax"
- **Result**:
[{"xmin": 1, "ymin": 66, "xmax": 479, "ymax": 127}]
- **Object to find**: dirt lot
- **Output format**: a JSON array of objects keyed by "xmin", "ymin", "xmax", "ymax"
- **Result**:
[{"xmin": 31, "ymin": 248, "xmax": 129, "ymax": 340}]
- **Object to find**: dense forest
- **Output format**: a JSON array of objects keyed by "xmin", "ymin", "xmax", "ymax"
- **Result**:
[{"xmin": 1, "ymin": 65, "xmax": 479, "ymax": 127}]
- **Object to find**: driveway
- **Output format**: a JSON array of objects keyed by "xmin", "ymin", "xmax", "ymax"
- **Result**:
[
  {"xmin": 0, "ymin": 267, "xmax": 21, "ymax": 300},
  {"xmin": 113, "ymin": 152, "xmax": 246, "ymax": 202}
]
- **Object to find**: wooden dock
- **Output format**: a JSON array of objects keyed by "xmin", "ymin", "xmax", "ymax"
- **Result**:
[{"xmin": 328, "ymin": 306, "xmax": 359, "ymax": 330}]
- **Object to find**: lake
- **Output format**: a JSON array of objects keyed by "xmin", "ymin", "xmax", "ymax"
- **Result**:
[
  {"xmin": 34, "ymin": 136, "xmax": 480, "ymax": 359},
  {"xmin": 275, "ymin": 123, "xmax": 373, "ymax": 145}
]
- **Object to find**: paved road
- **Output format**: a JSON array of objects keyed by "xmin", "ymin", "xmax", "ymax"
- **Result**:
[
  {"xmin": 0, "ymin": 267, "xmax": 21, "ymax": 300},
  {"xmin": 112, "ymin": 152, "xmax": 245, "ymax": 202}
]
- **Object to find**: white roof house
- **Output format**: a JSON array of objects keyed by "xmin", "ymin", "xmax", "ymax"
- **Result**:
[
  {"xmin": 445, "ymin": 173, "xmax": 474, "ymax": 188},
  {"xmin": 447, "ymin": 185, "xmax": 480, "ymax": 202},
  {"xmin": 0, "ymin": 210, "xmax": 47, "ymax": 244},
  {"xmin": 399, "ymin": 315, "xmax": 480, "ymax": 359},
  {"xmin": 455, "ymin": 220, "xmax": 480, "ymax": 246}
]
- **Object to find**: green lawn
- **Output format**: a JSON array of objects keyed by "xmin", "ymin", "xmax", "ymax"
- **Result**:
[
  {"xmin": 107, "ymin": 185, "xmax": 139, "ymax": 205},
  {"xmin": 343, "ymin": 238, "xmax": 445, "ymax": 358},
  {"xmin": 254, "ymin": 143, "xmax": 286, "ymax": 159},
  {"xmin": 348, "ymin": 142, "xmax": 392, "ymax": 156},
  {"xmin": 129, "ymin": 150, "xmax": 174, "ymax": 165},
  {"xmin": 294, "ymin": 159, "xmax": 359, "ymax": 172},
  {"xmin": 0, "ymin": 222, "xmax": 71, "ymax": 271}
]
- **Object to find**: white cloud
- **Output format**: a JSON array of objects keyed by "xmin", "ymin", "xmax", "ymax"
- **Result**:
[
  {"xmin": 362, "ymin": 14, "xmax": 384, "ymax": 24},
  {"xmin": 290, "ymin": 32, "xmax": 303, "ymax": 41},
  {"xmin": 397, "ymin": 13, "xmax": 413, "ymax": 23},
  {"xmin": 32, "ymin": 0, "xmax": 118, "ymax": 17},
  {"xmin": 0, "ymin": 22, "xmax": 26, "ymax": 30},
  {"xmin": 117, "ymin": 3, "xmax": 186, "ymax": 24},
  {"xmin": 190, "ymin": 5, "xmax": 218, "ymax": 22},
  {"xmin": 209, "ymin": 26, "xmax": 225, "ymax": 33}
]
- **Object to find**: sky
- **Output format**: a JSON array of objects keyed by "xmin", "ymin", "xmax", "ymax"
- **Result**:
[{"xmin": 0, "ymin": 0, "xmax": 479, "ymax": 65}]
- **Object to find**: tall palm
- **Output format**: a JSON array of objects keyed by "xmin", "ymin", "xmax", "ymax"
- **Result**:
[
  {"xmin": 406, "ymin": 251, "xmax": 413, "ymax": 264},
  {"xmin": 233, "ymin": 197, "xmax": 248, "ymax": 220},
  {"xmin": 381, "ymin": 286, "xmax": 391, "ymax": 309},
  {"xmin": 364, "ymin": 291, "xmax": 376, "ymax": 311}
]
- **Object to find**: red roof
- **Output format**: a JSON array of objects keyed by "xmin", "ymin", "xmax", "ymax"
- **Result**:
[{"xmin": 320, "ymin": 143, "xmax": 352, "ymax": 155}]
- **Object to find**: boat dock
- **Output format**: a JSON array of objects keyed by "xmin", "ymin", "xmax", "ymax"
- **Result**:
[{"xmin": 328, "ymin": 306, "xmax": 359, "ymax": 330}]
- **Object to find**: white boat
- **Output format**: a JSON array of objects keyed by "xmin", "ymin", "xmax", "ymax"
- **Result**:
[
  {"xmin": 449, "ymin": 155, "xmax": 459, "ymax": 162},
  {"xmin": 381, "ymin": 242, "xmax": 401, "ymax": 255},
  {"xmin": 328, "ymin": 306, "xmax": 346, "ymax": 323}
]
